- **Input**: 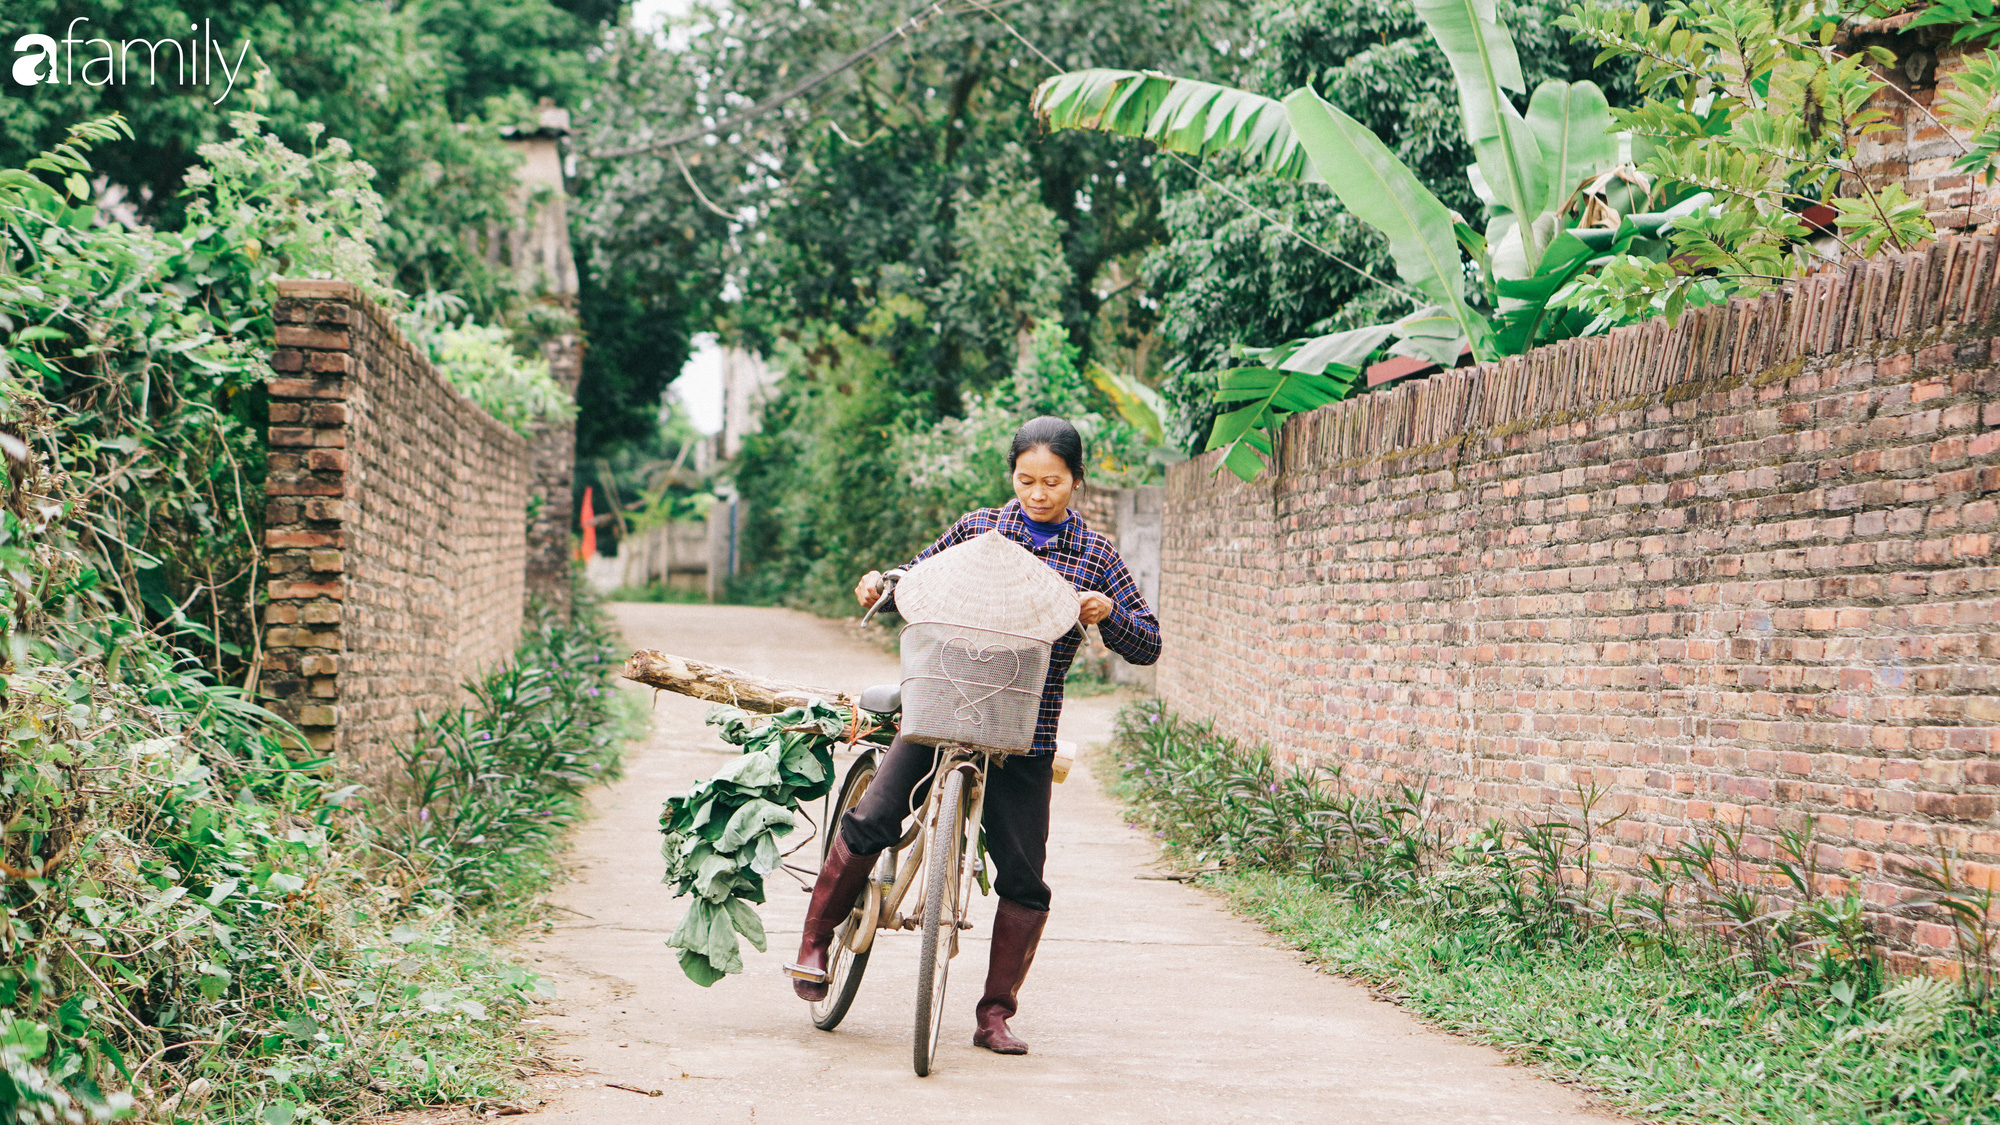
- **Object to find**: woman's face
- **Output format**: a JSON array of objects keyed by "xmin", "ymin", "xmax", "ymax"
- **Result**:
[{"xmin": 1012, "ymin": 446, "xmax": 1077, "ymax": 524}]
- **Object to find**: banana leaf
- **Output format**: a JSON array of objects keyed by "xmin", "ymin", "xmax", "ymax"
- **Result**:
[
  {"xmin": 1386, "ymin": 306, "xmax": 1470, "ymax": 367},
  {"xmin": 1492, "ymin": 227, "xmax": 1616, "ymax": 355},
  {"xmin": 1415, "ymin": 0, "xmax": 1548, "ymax": 260},
  {"xmin": 1088, "ymin": 361, "xmax": 1169, "ymax": 443},
  {"xmin": 1282, "ymin": 88, "xmax": 1493, "ymax": 359},
  {"xmin": 1030, "ymin": 69, "xmax": 1314, "ymax": 180},
  {"xmin": 1526, "ymin": 80, "xmax": 1616, "ymax": 219},
  {"xmin": 1204, "ymin": 323, "xmax": 1388, "ymax": 482}
]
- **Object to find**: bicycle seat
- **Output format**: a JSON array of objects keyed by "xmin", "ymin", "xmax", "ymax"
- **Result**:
[{"xmin": 858, "ymin": 683, "xmax": 902, "ymax": 715}]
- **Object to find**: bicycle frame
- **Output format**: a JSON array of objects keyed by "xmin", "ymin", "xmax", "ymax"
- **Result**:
[{"xmin": 845, "ymin": 743, "xmax": 996, "ymax": 954}]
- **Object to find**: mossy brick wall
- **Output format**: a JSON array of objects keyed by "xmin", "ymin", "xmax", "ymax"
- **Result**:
[
  {"xmin": 1159, "ymin": 231, "xmax": 2000, "ymax": 970},
  {"xmin": 260, "ymin": 279, "xmax": 528, "ymax": 768}
]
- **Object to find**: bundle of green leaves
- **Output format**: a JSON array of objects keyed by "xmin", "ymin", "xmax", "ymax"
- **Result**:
[{"xmin": 659, "ymin": 702, "xmax": 854, "ymax": 985}]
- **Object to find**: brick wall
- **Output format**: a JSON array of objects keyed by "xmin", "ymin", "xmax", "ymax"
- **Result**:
[
  {"xmin": 1160, "ymin": 231, "xmax": 2000, "ymax": 968},
  {"xmin": 1851, "ymin": 19, "xmax": 2000, "ymax": 232},
  {"xmin": 524, "ymin": 330, "xmax": 581, "ymax": 613},
  {"xmin": 262, "ymin": 279, "xmax": 529, "ymax": 768}
]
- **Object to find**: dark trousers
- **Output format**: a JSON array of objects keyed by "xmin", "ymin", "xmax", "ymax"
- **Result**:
[{"xmin": 838, "ymin": 734, "xmax": 1054, "ymax": 912}]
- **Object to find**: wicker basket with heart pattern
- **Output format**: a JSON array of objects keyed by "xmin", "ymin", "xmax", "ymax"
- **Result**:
[{"xmin": 893, "ymin": 530, "xmax": 1081, "ymax": 751}]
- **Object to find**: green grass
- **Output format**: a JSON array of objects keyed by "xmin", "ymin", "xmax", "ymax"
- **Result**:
[
  {"xmin": 1216, "ymin": 870, "xmax": 2000, "ymax": 1125},
  {"xmin": 1113, "ymin": 701, "xmax": 2000, "ymax": 1125}
]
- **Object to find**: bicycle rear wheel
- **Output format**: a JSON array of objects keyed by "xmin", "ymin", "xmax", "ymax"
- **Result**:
[
  {"xmin": 913, "ymin": 766, "xmax": 968, "ymax": 1076},
  {"xmin": 811, "ymin": 750, "xmax": 878, "ymax": 1032}
]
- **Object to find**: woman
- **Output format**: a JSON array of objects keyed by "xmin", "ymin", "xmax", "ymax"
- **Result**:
[{"xmin": 786, "ymin": 415, "xmax": 1162, "ymax": 1055}]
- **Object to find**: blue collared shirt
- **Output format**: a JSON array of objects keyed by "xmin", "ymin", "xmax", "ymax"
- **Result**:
[{"xmin": 887, "ymin": 498, "xmax": 1162, "ymax": 755}]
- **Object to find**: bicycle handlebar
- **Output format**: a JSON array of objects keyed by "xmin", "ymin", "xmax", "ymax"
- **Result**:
[{"xmin": 859, "ymin": 568, "xmax": 907, "ymax": 626}]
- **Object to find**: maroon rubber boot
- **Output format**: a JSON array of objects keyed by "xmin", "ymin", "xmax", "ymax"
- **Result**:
[
  {"xmin": 786, "ymin": 834, "xmax": 876, "ymax": 1001},
  {"xmin": 972, "ymin": 898, "xmax": 1048, "ymax": 1054}
]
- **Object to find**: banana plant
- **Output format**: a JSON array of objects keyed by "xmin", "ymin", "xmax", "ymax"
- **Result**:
[{"xmin": 1030, "ymin": 0, "xmax": 1640, "ymax": 480}]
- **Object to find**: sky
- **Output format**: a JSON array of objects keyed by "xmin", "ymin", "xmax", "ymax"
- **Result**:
[
  {"xmin": 630, "ymin": 0, "xmax": 724, "ymax": 434},
  {"xmin": 674, "ymin": 335, "xmax": 726, "ymax": 435}
]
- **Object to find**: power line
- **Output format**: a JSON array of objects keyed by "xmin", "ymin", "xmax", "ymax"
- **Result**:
[
  {"xmin": 585, "ymin": 1, "xmax": 947, "ymax": 160},
  {"xmin": 596, "ymin": 0, "xmax": 1422, "ymax": 304},
  {"xmin": 959, "ymin": 0, "xmax": 1422, "ymax": 305}
]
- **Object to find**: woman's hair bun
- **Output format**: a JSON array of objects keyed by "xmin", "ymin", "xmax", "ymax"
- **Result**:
[{"xmin": 1010, "ymin": 416, "xmax": 1085, "ymax": 479}]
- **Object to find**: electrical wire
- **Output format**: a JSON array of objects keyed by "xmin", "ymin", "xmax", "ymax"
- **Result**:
[
  {"xmin": 956, "ymin": 0, "xmax": 1422, "ymax": 304},
  {"xmin": 595, "ymin": 0, "xmax": 1422, "ymax": 302},
  {"xmin": 586, "ymin": 0, "xmax": 949, "ymax": 159}
]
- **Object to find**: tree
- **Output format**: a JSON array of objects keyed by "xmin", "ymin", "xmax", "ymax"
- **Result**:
[
  {"xmin": 1037, "ymin": 0, "xmax": 1940, "ymax": 479},
  {"xmin": 0, "ymin": 0, "xmax": 618, "ymax": 316},
  {"xmin": 573, "ymin": 0, "xmax": 1249, "ymax": 605}
]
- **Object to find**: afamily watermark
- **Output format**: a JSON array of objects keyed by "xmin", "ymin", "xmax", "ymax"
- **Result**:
[{"xmin": 12, "ymin": 19, "xmax": 251, "ymax": 105}]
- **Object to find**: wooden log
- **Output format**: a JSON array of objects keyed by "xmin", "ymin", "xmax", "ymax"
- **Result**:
[{"xmin": 621, "ymin": 649, "xmax": 853, "ymax": 715}]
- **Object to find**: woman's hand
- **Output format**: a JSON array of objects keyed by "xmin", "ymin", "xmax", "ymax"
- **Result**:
[
  {"xmin": 1078, "ymin": 591, "xmax": 1114, "ymax": 627},
  {"xmin": 854, "ymin": 570, "xmax": 884, "ymax": 610}
]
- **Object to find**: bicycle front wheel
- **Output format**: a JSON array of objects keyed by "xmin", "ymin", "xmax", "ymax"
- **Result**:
[
  {"xmin": 913, "ymin": 765, "xmax": 968, "ymax": 1076},
  {"xmin": 812, "ymin": 750, "xmax": 879, "ymax": 1032}
]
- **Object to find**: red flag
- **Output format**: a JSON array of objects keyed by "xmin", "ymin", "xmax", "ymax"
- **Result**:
[{"xmin": 578, "ymin": 486, "xmax": 597, "ymax": 561}]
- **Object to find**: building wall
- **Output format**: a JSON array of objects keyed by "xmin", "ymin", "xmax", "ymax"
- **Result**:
[
  {"xmin": 1159, "ymin": 231, "xmax": 2000, "ymax": 968},
  {"xmin": 261, "ymin": 280, "xmax": 529, "ymax": 769},
  {"xmin": 502, "ymin": 105, "xmax": 584, "ymax": 613},
  {"xmin": 1075, "ymin": 484, "xmax": 1165, "ymax": 688}
]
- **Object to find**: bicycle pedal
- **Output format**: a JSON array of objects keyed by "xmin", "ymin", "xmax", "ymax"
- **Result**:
[{"xmin": 957, "ymin": 920, "xmax": 974, "ymax": 930}]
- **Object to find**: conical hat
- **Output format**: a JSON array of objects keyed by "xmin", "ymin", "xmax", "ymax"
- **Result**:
[{"xmin": 895, "ymin": 530, "xmax": 1080, "ymax": 643}]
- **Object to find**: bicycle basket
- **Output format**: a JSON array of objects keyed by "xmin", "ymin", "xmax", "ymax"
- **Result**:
[{"xmin": 898, "ymin": 622, "xmax": 1050, "ymax": 752}]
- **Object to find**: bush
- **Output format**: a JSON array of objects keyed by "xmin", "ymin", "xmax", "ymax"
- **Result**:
[
  {"xmin": 381, "ymin": 596, "xmax": 642, "ymax": 918},
  {"xmin": 0, "ymin": 582, "xmax": 634, "ymax": 1123},
  {"xmin": 0, "ymin": 110, "xmax": 633, "ymax": 1125}
]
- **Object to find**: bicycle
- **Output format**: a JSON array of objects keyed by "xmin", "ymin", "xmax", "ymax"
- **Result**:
[{"xmin": 791, "ymin": 569, "xmax": 1020, "ymax": 1076}]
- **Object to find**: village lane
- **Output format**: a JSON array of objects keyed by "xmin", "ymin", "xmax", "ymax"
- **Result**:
[{"xmin": 516, "ymin": 602, "xmax": 1625, "ymax": 1125}]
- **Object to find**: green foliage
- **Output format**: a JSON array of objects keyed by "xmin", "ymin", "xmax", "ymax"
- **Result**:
[
  {"xmin": 1040, "ymin": 0, "xmax": 1945, "ymax": 478},
  {"xmin": 0, "ymin": 0, "xmax": 614, "ymax": 319},
  {"xmin": 1115, "ymin": 700, "xmax": 2000, "ymax": 1124},
  {"xmin": 0, "ymin": 119, "xmax": 634, "ymax": 1121},
  {"xmin": 1136, "ymin": 0, "xmax": 1632, "ymax": 448},
  {"xmin": 1203, "ymin": 325, "xmax": 1390, "ymax": 480},
  {"xmin": 1, "ymin": 114, "xmax": 389, "ymax": 680},
  {"xmin": 573, "ymin": 260, "xmax": 695, "ymax": 466},
  {"xmin": 659, "ymin": 701, "xmax": 853, "ymax": 985},
  {"xmin": 3, "ymin": 116, "xmax": 567, "ymax": 683},
  {"xmin": 579, "ymin": 0, "xmax": 1244, "ymax": 559},
  {"xmin": 730, "ymin": 309, "xmax": 1156, "ymax": 612},
  {"xmin": 382, "ymin": 596, "xmax": 637, "ymax": 917},
  {"xmin": 1935, "ymin": 49, "xmax": 2000, "ymax": 189},
  {"xmin": 1558, "ymin": 0, "xmax": 1932, "ymax": 314},
  {"xmin": 1035, "ymin": 2, "xmax": 1637, "ymax": 477},
  {"xmin": 398, "ymin": 294, "xmax": 578, "ymax": 436},
  {"xmin": 728, "ymin": 300, "xmax": 954, "ymax": 613},
  {"xmin": 1903, "ymin": 0, "xmax": 2000, "ymax": 45},
  {"xmin": 1221, "ymin": 870, "xmax": 2000, "ymax": 1125},
  {"xmin": 1029, "ymin": 71, "xmax": 1312, "ymax": 179}
]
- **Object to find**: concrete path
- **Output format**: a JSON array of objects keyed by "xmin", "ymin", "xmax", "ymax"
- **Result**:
[{"xmin": 513, "ymin": 603, "xmax": 1622, "ymax": 1124}]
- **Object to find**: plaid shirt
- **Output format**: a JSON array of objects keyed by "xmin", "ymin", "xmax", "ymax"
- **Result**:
[{"xmin": 888, "ymin": 499, "xmax": 1161, "ymax": 755}]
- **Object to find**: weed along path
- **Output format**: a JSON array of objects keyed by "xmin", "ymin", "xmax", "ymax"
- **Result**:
[{"xmin": 516, "ymin": 602, "xmax": 1625, "ymax": 1125}]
